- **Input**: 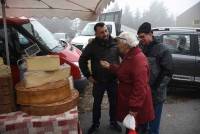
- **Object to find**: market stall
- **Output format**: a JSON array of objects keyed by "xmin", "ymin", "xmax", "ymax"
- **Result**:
[
  {"xmin": 0, "ymin": 55, "xmax": 81, "ymax": 133},
  {"xmin": 0, "ymin": 0, "xmax": 114, "ymax": 133}
]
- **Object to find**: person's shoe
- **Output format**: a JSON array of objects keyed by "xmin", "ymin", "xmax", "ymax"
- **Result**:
[
  {"xmin": 110, "ymin": 121, "xmax": 122, "ymax": 132},
  {"xmin": 87, "ymin": 124, "xmax": 99, "ymax": 134}
]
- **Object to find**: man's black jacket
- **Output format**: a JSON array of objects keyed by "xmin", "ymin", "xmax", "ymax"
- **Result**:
[{"xmin": 79, "ymin": 36, "xmax": 119, "ymax": 83}]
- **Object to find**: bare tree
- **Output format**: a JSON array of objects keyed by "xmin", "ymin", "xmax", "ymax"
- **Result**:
[
  {"xmin": 121, "ymin": 5, "xmax": 134, "ymax": 28},
  {"xmin": 104, "ymin": 0, "xmax": 175, "ymax": 29},
  {"xmin": 141, "ymin": 1, "xmax": 175, "ymax": 27}
]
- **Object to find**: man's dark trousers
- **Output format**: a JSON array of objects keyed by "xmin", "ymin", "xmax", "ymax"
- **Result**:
[
  {"xmin": 149, "ymin": 102, "xmax": 164, "ymax": 134},
  {"xmin": 92, "ymin": 81, "xmax": 117, "ymax": 125}
]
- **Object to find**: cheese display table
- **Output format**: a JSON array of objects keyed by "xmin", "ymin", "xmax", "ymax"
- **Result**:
[
  {"xmin": 0, "ymin": 56, "xmax": 82, "ymax": 133},
  {"xmin": 15, "ymin": 55, "xmax": 80, "ymax": 116},
  {"xmin": 0, "ymin": 107, "xmax": 82, "ymax": 134}
]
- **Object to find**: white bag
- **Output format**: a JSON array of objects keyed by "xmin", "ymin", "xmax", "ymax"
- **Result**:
[{"xmin": 122, "ymin": 114, "xmax": 136, "ymax": 130}]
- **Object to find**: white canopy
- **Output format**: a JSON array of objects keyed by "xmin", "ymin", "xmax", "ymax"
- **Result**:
[
  {"xmin": 0, "ymin": 0, "xmax": 113, "ymax": 20},
  {"xmin": 0, "ymin": 0, "xmax": 114, "ymax": 65}
]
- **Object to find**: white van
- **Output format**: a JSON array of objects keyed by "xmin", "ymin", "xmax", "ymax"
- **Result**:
[
  {"xmin": 71, "ymin": 21, "xmax": 117, "ymax": 50},
  {"xmin": 71, "ymin": 11, "xmax": 137, "ymax": 50}
]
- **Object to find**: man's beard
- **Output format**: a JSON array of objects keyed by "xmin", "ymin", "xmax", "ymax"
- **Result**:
[{"xmin": 99, "ymin": 35, "xmax": 109, "ymax": 42}]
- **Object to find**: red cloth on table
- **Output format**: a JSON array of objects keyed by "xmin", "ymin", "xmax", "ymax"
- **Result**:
[{"xmin": 0, "ymin": 107, "xmax": 81, "ymax": 134}]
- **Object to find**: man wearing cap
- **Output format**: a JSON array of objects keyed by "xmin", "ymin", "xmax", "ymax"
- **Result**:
[
  {"xmin": 79, "ymin": 22, "xmax": 122, "ymax": 134},
  {"xmin": 137, "ymin": 22, "xmax": 173, "ymax": 134}
]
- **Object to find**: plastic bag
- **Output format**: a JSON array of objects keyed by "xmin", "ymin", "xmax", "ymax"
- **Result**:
[
  {"xmin": 123, "ymin": 114, "xmax": 137, "ymax": 134},
  {"xmin": 123, "ymin": 114, "xmax": 136, "ymax": 130}
]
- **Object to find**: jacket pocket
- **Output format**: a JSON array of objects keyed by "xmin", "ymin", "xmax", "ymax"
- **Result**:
[{"xmin": 147, "ymin": 57, "xmax": 160, "ymax": 86}]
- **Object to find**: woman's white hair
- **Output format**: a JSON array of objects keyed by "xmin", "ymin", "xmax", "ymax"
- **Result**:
[{"xmin": 117, "ymin": 32, "xmax": 139, "ymax": 48}]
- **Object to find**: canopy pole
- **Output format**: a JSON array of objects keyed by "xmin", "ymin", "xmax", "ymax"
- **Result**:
[{"xmin": 1, "ymin": 0, "xmax": 10, "ymax": 65}]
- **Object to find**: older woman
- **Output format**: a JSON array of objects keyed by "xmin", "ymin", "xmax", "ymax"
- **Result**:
[{"xmin": 100, "ymin": 32, "xmax": 154, "ymax": 134}]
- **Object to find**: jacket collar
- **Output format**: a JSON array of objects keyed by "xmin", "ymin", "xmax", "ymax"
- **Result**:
[
  {"xmin": 123, "ymin": 47, "xmax": 141, "ymax": 60},
  {"xmin": 94, "ymin": 35, "xmax": 115, "ymax": 48},
  {"xmin": 141, "ymin": 37, "xmax": 158, "ymax": 55},
  {"xmin": 148, "ymin": 38, "xmax": 158, "ymax": 47}
]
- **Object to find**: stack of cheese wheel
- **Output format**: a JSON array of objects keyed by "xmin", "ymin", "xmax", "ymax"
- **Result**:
[
  {"xmin": 0, "ymin": 57, "xmax": 16, "ymax": 114},
  {"xmin": 15, "ymin": 55, "xmax": 79, "ymax": 116}
]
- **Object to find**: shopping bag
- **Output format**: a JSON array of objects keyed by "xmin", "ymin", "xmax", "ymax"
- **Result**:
[{"xmin": 123, "ymin": 114, "xmax": 137, "ymax": 134}]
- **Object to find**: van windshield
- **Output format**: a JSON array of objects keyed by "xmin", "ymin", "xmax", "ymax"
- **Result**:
[
  {"xmin": 22, "ymin": 20, "xmax": 62, "ymax": 50},
  {"xmin": 81, "ymin": 24, "xmax": 95, "ymax": 36},
  {"xmin": 80, "ymin": 23, "xmax": 112, "ymax": 36}
]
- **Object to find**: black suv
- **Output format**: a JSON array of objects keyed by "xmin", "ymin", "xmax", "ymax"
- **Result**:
[{"xmin": 152, "ymin": 27, "xmax": 200, "ymax": 88}]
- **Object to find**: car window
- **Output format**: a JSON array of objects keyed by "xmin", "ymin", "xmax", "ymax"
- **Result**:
[
  {"xmin": 163, "ymin": 34, "xmax": 191, "ymax": 55},
  {"xmin": 81, "ymin": 23, "xmax": 112, "ymax": 36},
  {"xmin": 18, "ymin": 33, "xmax": 30, "ymax": 46},
  {"xmin": 106, "ymin": 25, "xmax": 112, "ymax": 34}
]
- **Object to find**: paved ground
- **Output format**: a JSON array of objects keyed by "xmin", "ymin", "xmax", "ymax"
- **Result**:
[{"xmin": 78, "ymin": 84, "xmax": 200, "ymax": 134}]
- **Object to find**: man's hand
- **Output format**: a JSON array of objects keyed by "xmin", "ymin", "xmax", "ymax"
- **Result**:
[
  {"xmin": 100, "ymin": 60, "xmax": 110, "ymax": 69},
  {"xmin": 88, "ymin": 76, "xmax": 96, "ymax": 83}
]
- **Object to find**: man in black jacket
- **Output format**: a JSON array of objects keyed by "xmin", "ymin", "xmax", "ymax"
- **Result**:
[
  {"xmin": 79, "ymin": 22, "xmax": 122, "ymax": 134},
  {"xmin": 137, "ymin": 22, "xmax": 173, "ymax": 134}
]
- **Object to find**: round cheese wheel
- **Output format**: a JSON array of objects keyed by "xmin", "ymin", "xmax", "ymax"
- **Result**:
[
  {"xmin": 16, "ymin": 79, "xmax": 71, "ymax": 105},
  {"xmin": 20, "ymin": 89, "xmax": 79, "ymax": 116}
]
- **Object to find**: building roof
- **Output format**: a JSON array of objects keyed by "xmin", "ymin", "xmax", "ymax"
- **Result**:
[{"xmin": 177, "ymin": 1, "xmax": 200, "ymax": 18}]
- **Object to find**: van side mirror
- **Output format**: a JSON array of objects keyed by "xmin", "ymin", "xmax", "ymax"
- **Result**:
[
  {"xmin": 24, "ymin": 44, "xmax": 41, "ymax": 56},
  {"xmin": 17, "ymin": 44, "xmax": 41, "ymax": 67},
  {"xmin": 59, "ymin": 39, "xmax": 69, "ymax": 47}
]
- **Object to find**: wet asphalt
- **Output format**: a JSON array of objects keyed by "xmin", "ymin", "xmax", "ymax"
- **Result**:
[{"xmin": 79, "ymin": 87, "xmax": 200, "ymax": 134}]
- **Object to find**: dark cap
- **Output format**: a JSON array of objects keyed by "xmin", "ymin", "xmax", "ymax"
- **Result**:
[{"xmin": 137, "ymin": 22, "xmax": 152, "ymax": 34}]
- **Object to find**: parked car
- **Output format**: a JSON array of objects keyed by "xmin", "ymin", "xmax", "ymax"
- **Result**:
[
  {"xmin": 0, "ymin": 17, "xmax": 87, "ymax": 90},
  {"xmin": 152, "ymin": 27, "xmax": 200, "ymax": 88}
]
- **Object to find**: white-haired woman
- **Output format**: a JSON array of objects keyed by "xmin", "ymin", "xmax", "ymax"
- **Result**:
[{"xmin": 100, "ymin": 32, "xmax": 154, "ymax": 134}]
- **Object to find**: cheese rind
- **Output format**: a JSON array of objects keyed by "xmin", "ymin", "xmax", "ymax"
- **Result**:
[
  {"xmin": 0, "ymin": 65, "xmax": 11, "ymax": 77},
  {"xmin": 26, "ymin": 55, "xmax": 60, "ymax": 71},
  {"xmin": 16, "ymin": 80, "xmax": 71, "ymax": 105},
  {"xmin": 24, "ymin": 65, "xmax": 71, "ymax": 88},
  {"xmin": 0, "ymin": 57, "xmax": 3, "ymax": 65},
  {"xmin": 20, "ymin": 89, "xmax": 79, "ymax": 116}
]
